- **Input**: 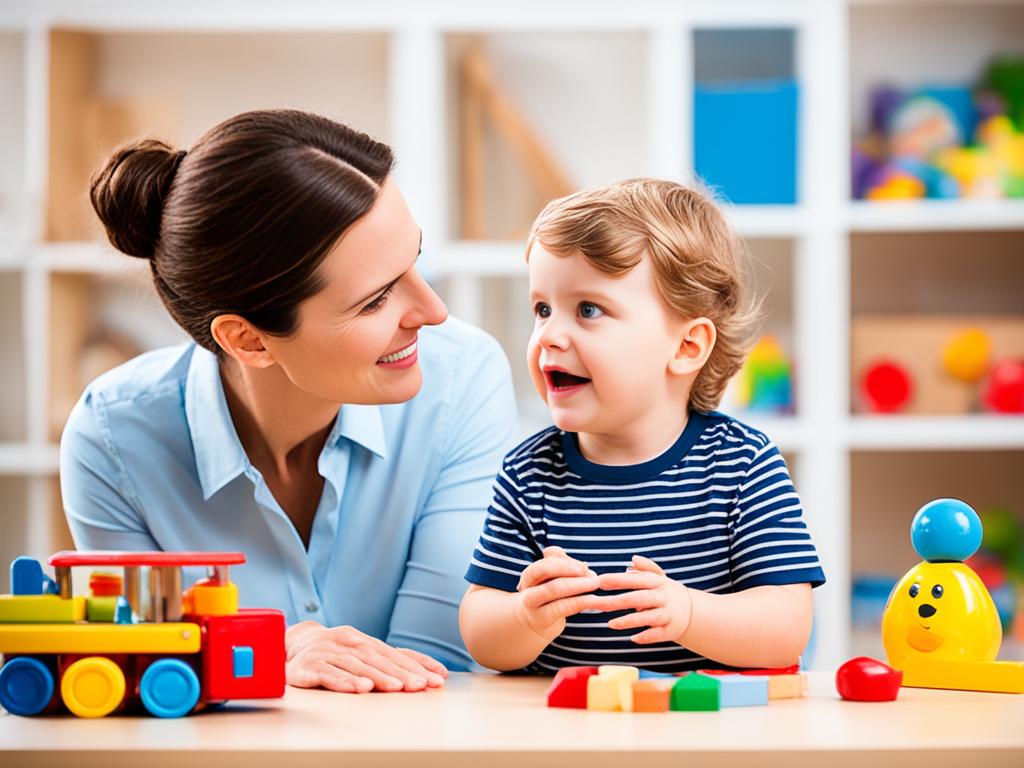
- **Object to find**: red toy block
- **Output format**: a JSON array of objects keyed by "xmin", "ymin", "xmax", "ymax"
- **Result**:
[
  {"xmin": 546, "ymin": 666, "xmax": 598, "ymax": 709},
  {"xmin": 836, "ymin": 656, "xmax": 902, "ymax": 702},
  {"xmin": 739, "ymin": 664, "xmax": 800, "ymax": 676},
  {"xmin": 197, "ymin": 609, "xmax": 286, "ymax": 701}
]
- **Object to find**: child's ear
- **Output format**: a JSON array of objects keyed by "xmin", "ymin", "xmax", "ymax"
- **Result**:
[
  {"xmin": 668, "ymin": 317, "xmax": 716, "ymax": 376},
  {"xmin": 210, "ymin": 315, "xmax": 277, "ymax": 369}
]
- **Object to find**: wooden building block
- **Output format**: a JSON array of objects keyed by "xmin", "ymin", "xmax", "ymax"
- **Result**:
[
  {"xmin": 631, "ymin": 679, "xmax": 672, "ymax": 712},
  {"xmin": 0, "ymin": 594, "xmax": 85, "ymax": 623},
  {"xmin": 707, "ymin": 674, "xmax": 770, "ymax": 708},
  {"xmin": 546, "ymin": 666, "xmax": 597, "ymax": 709},
  {"xmin": 670, "ymin": 673, "xmax": 720, "ymax": 711},
  {"xmin": 767, "ymin": 673, "xmax": 807, "ymax": 700}
]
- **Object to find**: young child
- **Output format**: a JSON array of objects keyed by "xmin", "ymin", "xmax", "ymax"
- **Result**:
[{"xmin": 459, "ymin": 178, "xmax": 825, "ymax": 674}]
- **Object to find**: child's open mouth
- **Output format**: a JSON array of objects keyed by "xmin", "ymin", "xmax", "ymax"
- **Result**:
[{"xmin": 545, "ymin": 369, "xmax": 591, "ymax": 394}]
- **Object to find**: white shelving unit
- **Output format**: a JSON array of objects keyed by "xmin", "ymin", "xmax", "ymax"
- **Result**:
[{"xmin": 1, "ymin": 0, "xmax": 1022, "ymax": 671}]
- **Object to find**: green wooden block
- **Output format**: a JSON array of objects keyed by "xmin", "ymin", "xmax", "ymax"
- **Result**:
[
  {"xmin": 86, "ymin": 596, "xmax": 119, "ymax": 622},
  {"xmin": 670, "ymin": 672, "xmax": 720, "ymax": 711}
]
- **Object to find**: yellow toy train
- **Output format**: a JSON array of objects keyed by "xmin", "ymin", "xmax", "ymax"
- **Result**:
[{"xmin": 0, "ymin": 551, "xmax": 285, "ymax": 718}]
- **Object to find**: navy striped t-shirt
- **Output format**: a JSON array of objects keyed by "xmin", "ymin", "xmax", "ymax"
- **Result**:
[{"xmin": 465, "ymin": 410, "xmax": 826, "ymax": 673}]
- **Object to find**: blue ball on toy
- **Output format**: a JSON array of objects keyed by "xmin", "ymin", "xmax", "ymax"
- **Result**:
[{"xmin": 911, "ymin": 498, "xmax": 983, "ymax": 563}]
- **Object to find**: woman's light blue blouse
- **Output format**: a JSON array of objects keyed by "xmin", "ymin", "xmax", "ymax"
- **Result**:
[{"xmin": 59, "ymin": 318, "xmax": 517, "ymax": 671}]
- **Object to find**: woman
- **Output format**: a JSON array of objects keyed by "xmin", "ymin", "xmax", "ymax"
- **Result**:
[{"xmin": 60, "ymin": 110, "xmax": 517, "ymax": 694}]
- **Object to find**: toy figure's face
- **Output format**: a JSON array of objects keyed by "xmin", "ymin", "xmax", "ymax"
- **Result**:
[{"xmin": 882, "ymin": 562, "xmax": 1002, "ymax": 667}]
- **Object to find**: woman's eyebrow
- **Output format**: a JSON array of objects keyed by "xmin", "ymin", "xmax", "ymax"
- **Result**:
[{"xmin": 347, "ymin": 230, "xmax": 423, "ymax": 310}]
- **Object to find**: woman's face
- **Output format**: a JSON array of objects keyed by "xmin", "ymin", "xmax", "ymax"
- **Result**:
[{"xmin": 262, "ymin": 178, "xmax": 448, "ymax": 405}]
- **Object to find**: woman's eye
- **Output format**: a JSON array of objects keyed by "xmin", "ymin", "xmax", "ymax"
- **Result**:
[
  {"xmin": 909, "ymin": 583, "xmax": 919, "ymax": 598},
  {"xmin": 534, "ymin": 302, "xmax": 551, "ymax": 319},
  {"xmin": 578, "ymin": 302, "xmax": 603, "ymax": 319},
  {"xmin": 362, "ymin": 285, "xmax": 393, "ymax": 314}
]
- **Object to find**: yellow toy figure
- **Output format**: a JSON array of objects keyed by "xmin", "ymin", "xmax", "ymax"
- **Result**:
[{"xmin": 882, "ymin": 498, "xmax": 1024, "ymax": 693}]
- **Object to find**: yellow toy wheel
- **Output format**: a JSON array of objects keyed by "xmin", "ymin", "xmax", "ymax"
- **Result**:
[{"xmin": 60, "ymin": 657, "xmax": 126, "ymax": 718}]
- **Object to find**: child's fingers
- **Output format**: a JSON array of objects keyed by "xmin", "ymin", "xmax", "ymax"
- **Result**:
[
  {"xmin": 534, "ymin": 593, "xmax": 602, "ymax": 627},
  {"xmin": 588, "ymin": 588, "xmax": 665, "ymax": 613},
  {"xmin": 519, "ymin": 556, "xmax": 595, "ymax": 590},
  {"xmin": 521, "ymin": 574, "xmax": 601, "ymax": 611},
  {"xmin": 630, "ymin": 555, "xmax": 665, "ymax": 575},
  {"xmin": 597, "ymin": 571, "xmax": 662, "ymax": 591},
  {"xmin": 607, "ymin": 608, "xmax": 669, "ymax": 631},
  {"xmin": 630, "ymin": 626, "xmax": 672, "ymax": 645},
  {"xmin": 542, "ymin": 546, "xmax": 569, "ymax": 559}
]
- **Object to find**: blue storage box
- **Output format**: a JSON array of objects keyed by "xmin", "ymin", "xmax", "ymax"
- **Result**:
[{"xmin": 694, "ymin": 79, "xmax": 799, "ymax": 204}]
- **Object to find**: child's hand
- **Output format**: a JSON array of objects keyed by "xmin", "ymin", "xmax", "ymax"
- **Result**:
[
  {"xmin": 514, "ymin": 546, "xmax": 600, "ymax": 641},
  {"xmin": 593, "ymin": 555, "xmax": 693, "ymax": 645}
]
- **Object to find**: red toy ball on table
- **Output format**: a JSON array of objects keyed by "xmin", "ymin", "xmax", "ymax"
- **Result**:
[{"xmin": 836, "ymin": 656, "xmax": 902, "ymax": 702}]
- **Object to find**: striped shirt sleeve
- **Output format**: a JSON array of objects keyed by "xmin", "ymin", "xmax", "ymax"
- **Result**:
[
  {"xmin": 727, "ymin": 441, "xmax": 826, "ymax": 589},
  {"xmin": 465, "ymin": 458, "xmax": 543, "ymax": 592}
]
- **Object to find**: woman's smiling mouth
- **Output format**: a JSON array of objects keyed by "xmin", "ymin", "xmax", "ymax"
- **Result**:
[{"xmin": 377, "ymin": 339, "xmax": 418, "ymax": 367}]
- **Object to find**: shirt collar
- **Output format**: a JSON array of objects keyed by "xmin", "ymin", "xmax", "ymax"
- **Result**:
[
  {"xmin": 185, "ymin": 345, "xmax": 389, "ymax": 501},
  {"xmin": 324, "ymin": 401, "xmax": 388, "ymax": 461},
  {"xmin": 185, "ymin": 345, "xmax": 250, "ymax": 501}
]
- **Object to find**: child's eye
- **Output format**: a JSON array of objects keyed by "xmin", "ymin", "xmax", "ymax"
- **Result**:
[
  {"xmin": 534, "ymin": 302, "xmax": 551, "ymax": 319},
  {"xmin": 361, "ymin": 284, "xmax": 394, "ymax": 314},
  {"xmin": 578, "ymin": 302, "xmax": 604, "ymax": 319}
]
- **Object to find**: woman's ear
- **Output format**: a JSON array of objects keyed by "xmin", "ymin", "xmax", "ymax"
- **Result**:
[
  {"xmin": 668, "ymin": 317, "xmax": 717, "ymax": 376},
  {"xmin": 210, "ymin": 315, "xmax": 276, "ymax": 369}
]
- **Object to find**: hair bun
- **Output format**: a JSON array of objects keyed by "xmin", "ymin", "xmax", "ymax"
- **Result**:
[{"xmin": 89, "ymin": 139, "xmax": 186, "ymax": 260}]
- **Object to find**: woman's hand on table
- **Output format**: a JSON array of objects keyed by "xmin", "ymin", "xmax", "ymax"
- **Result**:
[{"xmin": 285, "ymin": 621, "xmax": 448, "ymax": 693}]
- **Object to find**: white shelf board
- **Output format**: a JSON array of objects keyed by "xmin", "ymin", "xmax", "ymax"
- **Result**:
[
  {"xmin": 0, "ymin": 0, "xmax": 819, "ymax": 32},
  {"xmin": 0, "ymin": 241, "xmax": 27, "ymax": 269},
  {"xmin": 847, "ymin": 415, "xmax": 1024, "ymax": 451},
  {"xmin": 0, "ymin": 442, "xmax": 59, "ymax": 475},
  {"xmin": 848, "ymin": 200, "xmax": 1024, "ymax": 233},
  {"xmin": 724, "ymin": 205, "xmax": 810, "ymax": 238}
]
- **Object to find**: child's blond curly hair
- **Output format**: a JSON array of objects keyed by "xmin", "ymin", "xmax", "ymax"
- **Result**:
[{"xmin": 526, "ymin": 178, "xmax": 764, "ymax": 414}]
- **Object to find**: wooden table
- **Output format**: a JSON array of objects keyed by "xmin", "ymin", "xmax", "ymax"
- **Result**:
[{"xmin": 2, "ymin": 671, "xmax": 1022, "ymax": 767}]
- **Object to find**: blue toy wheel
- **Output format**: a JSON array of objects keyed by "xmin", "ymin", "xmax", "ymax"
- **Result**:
[
  {"xmin": 911, "ymin": 498, "xmax": 983, "ymax": 563},
  {"xmin": 0, "ymin": 657, "xmax": 55, "ymax": 716},
  {"xmin": 139, "ymin": 659, "xmax": 200, "ymax": 718}
]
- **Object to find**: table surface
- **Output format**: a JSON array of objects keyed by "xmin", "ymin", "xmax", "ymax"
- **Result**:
[{"xmin": 2, "ymin": 671, "xmax": 1023, "ymax": 767}]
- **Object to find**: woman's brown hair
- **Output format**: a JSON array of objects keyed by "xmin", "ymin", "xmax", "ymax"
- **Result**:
[{"xmin": 90, "ymin": 109, "xmax": 395, "ymax": 353}]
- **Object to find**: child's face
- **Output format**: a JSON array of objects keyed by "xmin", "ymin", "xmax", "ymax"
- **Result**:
[{"xmin": 527, "ymin": 242, "xmax": 691, "ymax": 436}]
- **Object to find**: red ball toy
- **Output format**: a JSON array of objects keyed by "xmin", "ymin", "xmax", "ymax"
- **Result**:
[
  {"xmin": 862, "ymin": 361, "xmax": 912, "ymax": 413},
  {"xmin": 836, "ymin": 656, "xmax": 902, "ymax": 702},
  {"xmin": 983, "ymin": 359, "xmax": 1024, "ymax": 414}
]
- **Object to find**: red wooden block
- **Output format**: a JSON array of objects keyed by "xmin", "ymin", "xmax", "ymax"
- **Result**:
[
  {"xmin": 739, "ymin": 664, "xmax": 800, "ymax": 676},
  {"xmin": 198, "ymin": 608, "xmax": 286, "ymax": 701},
  {"xmin": 546, "ymin": 666, "xmax": 598, "ymax": 709},
  {"xmin": 835, "ymin": 656, "xmax": 902, "ymax": 702}
]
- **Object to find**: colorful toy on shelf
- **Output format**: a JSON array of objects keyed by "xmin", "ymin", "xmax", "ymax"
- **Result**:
[
  {"xmin": 835, "ymin": 656, "xmax": 902, "ymax": 702},
  {"xmin": 983, "ymin": 359, "xmax": 1024, "ymax": 413},
  {"xmin": 861, "ymin": 360, "xmax": 913, "ymax": 413},
  {"xmin": 942, "ymin": 328, "xmax": 992, "ymax": 383},
  {"xmin": 853, "ymin": 68, "xmax": 1024, "ymax": 200},
  {"xmin": 546, "ymin": 665, "xmax": 805, "ymax": 712},
  {"xmin": 735, "ymin": 335, "xmax": 794, "ymax": 413},
  {"xmin": 0, "ymin": 551, "xmax": 286, "ymax": 718},
  {"xmin": 881, "ymin": 499, "xmax": 1024, "ymax": 694}
]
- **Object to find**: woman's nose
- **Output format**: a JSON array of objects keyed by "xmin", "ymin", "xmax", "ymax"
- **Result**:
[{"xmin": 405, "ymin": 270, "xmax": 448, "ymax": 327}]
